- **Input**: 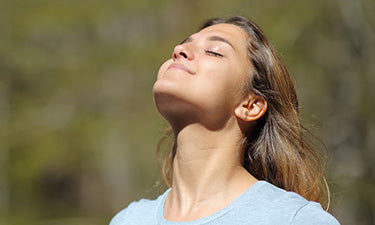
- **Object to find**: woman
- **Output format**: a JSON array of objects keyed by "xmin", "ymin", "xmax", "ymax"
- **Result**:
[{"xmin": 110, "ymin": 16, "xmax": 340, "ymax": 224}]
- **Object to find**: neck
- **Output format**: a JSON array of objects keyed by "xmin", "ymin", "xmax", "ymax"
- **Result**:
[
  {"xmin": 173, "ymin": 123, "xmax": 245, "ymax": 192},
  {"xmin": 164, "ymin": 121, "xmax": 257, "ymax": 221}
]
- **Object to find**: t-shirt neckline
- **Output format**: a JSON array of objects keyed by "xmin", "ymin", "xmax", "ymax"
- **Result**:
[{"xmin": 157, "ymin": 180, "xmax": 266, "ymax": 225}]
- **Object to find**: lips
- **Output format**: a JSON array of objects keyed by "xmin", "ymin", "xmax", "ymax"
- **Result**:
[{"xmin": 167, "ymin": 63, "xmax": 194, "ymax": 75}]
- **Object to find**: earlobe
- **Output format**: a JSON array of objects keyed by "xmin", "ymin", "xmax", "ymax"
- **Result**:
[{"xmin": 235, "ymin": 96, "xmax": 267, "ymax": 122}]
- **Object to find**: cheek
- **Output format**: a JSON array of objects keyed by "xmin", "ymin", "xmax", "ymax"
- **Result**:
[
  {"xmin": 192, "ymin": 74, "xmax": 242, "ymax": 111},
  {"xmin": 205, "ymin": 62, "xmax": 247, "ymax": 96}
]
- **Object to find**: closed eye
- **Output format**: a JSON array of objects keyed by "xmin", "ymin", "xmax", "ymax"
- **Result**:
[{"xmin": 205, "ymin": 49, "xmax": 223, "ymax": 57}]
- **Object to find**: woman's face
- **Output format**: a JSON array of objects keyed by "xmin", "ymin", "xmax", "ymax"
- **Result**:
[{"xmin": 153, "ymin": 23, "xmax": 252, "ymax": 129}]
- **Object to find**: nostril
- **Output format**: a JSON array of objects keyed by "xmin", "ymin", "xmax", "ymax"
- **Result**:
[
  {"xmin": 173, "ymin": 45, "xmax": 190, "ymax": 60},
  {"xmin": 179, "ymin": 52, "xmax": 188, "ymax": 58}
]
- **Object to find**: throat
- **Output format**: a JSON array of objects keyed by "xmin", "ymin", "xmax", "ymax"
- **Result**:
[
  {"xmin": 161, "ymin": 121, "xmax": 258, "ymax": 222},
  {"xmin": 163, "ymin": 164, "xmax": 257, "ymax": 222}
]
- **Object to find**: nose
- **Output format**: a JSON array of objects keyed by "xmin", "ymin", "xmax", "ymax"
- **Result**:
[{"xmin": 172, "ymin": 44, "xmax": 194, "ymax": 61}]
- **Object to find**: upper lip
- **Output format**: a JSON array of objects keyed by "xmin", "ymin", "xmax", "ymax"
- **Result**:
[{"xmin": 167, "ymin": 63, "xmax": 194, "ymax": 74}]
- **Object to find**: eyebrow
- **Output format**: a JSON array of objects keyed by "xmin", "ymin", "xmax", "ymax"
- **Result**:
[{"xmin": 181, "ymin": 35, "xmax": 236, "ymax": 51}]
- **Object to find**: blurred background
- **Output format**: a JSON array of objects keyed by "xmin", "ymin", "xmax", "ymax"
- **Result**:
[{"xmin": 0, "ymin": 0, "xmax": 374, "ymax": 224}]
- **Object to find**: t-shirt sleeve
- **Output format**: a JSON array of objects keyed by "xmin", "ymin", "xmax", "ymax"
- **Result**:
[
  {"xmin": 109, "ymin": 206, "xmax": 130, "ymax": 225},
  {"xmin": 291, "ymin": 202, "xmax": 340, "ymax": 225},
  {"xmin": 109, "ymin": 201, "xmax": 141, "ymax": 225},
  {"xmin": 108, "ymin": 199, "xmax": 157, "ymax": 225}
]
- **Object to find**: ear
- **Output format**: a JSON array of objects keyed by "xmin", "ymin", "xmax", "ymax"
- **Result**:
[{"xmin": 234, "ymin": 95, "xmax": 268, "ymax": 122}]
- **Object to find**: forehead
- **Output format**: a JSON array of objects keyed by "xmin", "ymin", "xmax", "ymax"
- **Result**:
[
  {"xmin": 194, "ymin": 23, "xmax": 248, "ymax": 53},
  {"xmin": 199, "ymin": 23, "xmax": 245, "ymax": 36}
]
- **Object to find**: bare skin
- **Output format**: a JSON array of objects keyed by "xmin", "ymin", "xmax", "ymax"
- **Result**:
[
  {"xmin": 153, "ymin": 24, "xmax": 267, "ymax": 222},
  {"xmin": 164, "ymin": 124, "xmax": 258, "ymax": 222}
]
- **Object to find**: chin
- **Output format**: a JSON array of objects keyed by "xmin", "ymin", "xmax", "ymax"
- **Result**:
[
  {"xmin": 154, "ymin": 86, "xmax": 192, "ymax": 115},
  {"xmin": 153, "ymin": 76, "xmax": 176, "ymax": 93},
  {"xmin": 152, "ymin": 76, "xmax": 193, "ymax": 106},
  {"xmin": 153, "ymin": 90, "xmax": 231, "ymax": 131},
  {"xmin": 153, "ymin": 91, "xmax": 199, "ymax": 130}
]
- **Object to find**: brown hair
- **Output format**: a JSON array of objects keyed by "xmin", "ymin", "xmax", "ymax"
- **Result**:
[{"xmin": 156, "ymin": 16, "xmax": 330, "ymax": 210}]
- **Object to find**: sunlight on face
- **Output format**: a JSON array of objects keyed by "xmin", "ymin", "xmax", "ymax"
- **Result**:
[{"xmin": 153, "ymin": 24, "xmax": 251, "ymax": 129}]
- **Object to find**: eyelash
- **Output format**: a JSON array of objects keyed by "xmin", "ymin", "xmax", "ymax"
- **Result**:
[{"xmin": 204, "ymin": 49, "xmax": 223, "ymax": 57}]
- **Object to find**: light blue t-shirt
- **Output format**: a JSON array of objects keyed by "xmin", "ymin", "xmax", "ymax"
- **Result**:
[{"xmin": 110, "ymin": 180, "xmax": 340, "ymax": 225}]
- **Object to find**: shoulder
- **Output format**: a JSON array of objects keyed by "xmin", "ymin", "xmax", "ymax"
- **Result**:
[
  {"xmin": 238, "ymin": 181, "xmax": 340, "ymax": 224},
  {"xmin": 109, "ymin": 199, "xmax": 155, "ymax": 225},
  {"xmin": 291, "ymin": 202, "xmax": 340, "ymax": 225},
  {"xmin": 251, "ymin": 181, "xmax": 308, "ymax": 208},
  {"xmin": 109, "ymin": 190, "xmax": 169, "ymax": 225}
]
